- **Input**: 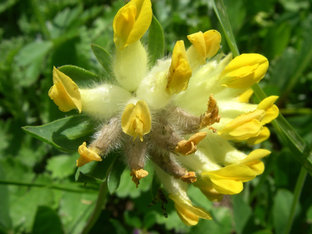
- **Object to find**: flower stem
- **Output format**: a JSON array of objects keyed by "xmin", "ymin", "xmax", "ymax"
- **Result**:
[
  {"xmin": 0, "ymin": 179, "xmax": 97, "ymax": 193},
  {"xmin": 284, "ymin": 167, "xmax": 307, "ymax": 234},
  {"xmin": 82, "ymin": 180, "xmax": 108, "ymax": 234}
]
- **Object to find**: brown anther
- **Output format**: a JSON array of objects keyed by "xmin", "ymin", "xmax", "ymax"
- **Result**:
[
  {"xmin": 175, "ymin": 132, "xmax": 207, "ymax": 155},
  {"xmin": 208, "ymin": 126, "xmax": 217, "ymax": 133},
  {"xmin": 181, "ymin": 171, "xmax": 197, "ymax": 183},
  {"xmin": 200, "ymin": 95, "xmax": 220, "ymax": 129},
  {"xmin": 130, "ymin": 169, "xmax": 149, "ymax": 188}
]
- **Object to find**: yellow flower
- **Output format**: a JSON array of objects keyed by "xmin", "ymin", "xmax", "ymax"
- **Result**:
[
  {"xmin": 49, "ymin": 0, "xmax": 279, "ymax": 226},
  {"xmin": 113, "ymin": 0, "xmax": 152, "ymax": 49}
]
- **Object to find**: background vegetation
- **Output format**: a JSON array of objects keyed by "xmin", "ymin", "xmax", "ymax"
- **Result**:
[{"xmin": 0, "ymin": 0, "xmax": 312, "ymax": 233}]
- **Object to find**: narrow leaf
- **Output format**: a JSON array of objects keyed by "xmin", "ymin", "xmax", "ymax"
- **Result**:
[
  {"xmin": 23, "ymin": 115, "xmax": 96, "ymax": 152},
  {"xmin": 148, "ymin": 15, "xmax": 165, "ymax": 65},
  {"xmin": 107, "ymin": 158, "xmax": 126, "ymax": 194},
  {"xmin": 91, "ymin": 43, "xmax": 112, "ymax": 75},
  {"xmin": 58, "ymin": 65, "xmax": 99, "ymax": 87}
]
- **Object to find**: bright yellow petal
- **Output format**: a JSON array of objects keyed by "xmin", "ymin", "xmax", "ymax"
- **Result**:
[
  {"xmin": 121, "ymin": 100, "xmax": 151, "ymax": 141},
  {"xmin": 207, "ymin": 165, "xmax": 258, "ymax": 182},
  {"xmin": 240, "ymin": 149, "xmax": 271, "ymax": 164},
  {"xmin": 48, "ymin": 67, "xmax": 82, "ymax": 112},
  {"xmin": 246, "ymin": 127, "xmax": 270, "ymax": 144},
  {"xmin": 206, "ymin": 173, "xmax": 244, "ymax": 195},
  {"xmin": 113, "ymin": 0, "xmax": 152, "ymax": 49},
  {"xmin": 166, "ymin": 40, "xmax": 192, "ymax": 94},
  {"xmin": 187, "ymin": 30, "xmax": 221, "ymax": 61},
  {"xmin": 239, "ymin": 89, "xmax": 254, "ymax": 103},
  {"xmin": 77, "ymin": 142, "xmax": 102, "ymax": 167},
  {"xmin": 170, "ymin": 194, "xmax": 212, "ymax": 226},
  {"xmin": 221, "ymin": 53, "xmax": 269, "ymax": 89}
]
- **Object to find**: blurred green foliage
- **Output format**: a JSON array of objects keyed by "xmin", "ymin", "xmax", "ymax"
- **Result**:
[{"xmin": 0, "ymin": 0, "xmax": 312, "ymax": 233}]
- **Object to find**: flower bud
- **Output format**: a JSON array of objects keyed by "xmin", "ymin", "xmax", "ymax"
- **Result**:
[
  {"xmin": 220, "ymin": 53, "xmax": 269, "ymax": 89},
  {"xmin": 113, "ymin": 0, "xmax": 152, "ymax": 49}
]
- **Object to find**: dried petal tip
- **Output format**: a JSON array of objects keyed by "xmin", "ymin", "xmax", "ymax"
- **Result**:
[
  {"xmin": 175, "ymin": 132, "xmax": 207, "ymax": 155},
  {"xmin": 200, "ymin": 95, "xmax": 220, "ymax": 129},
  {"xmin": 130, "ymin": 168, "xmax": 149, "ymax": 187},
  {"xmin": 181, "ymin": 171, "xmax": 197, "ymax": 183},
  {"xmin": 77, "ymin": 142, "xmax": 102, "ymax": 167},
  {"xmin": 166, "ymin": 40, "xmax": 192, "ymax": 95},
  {"xmin": 221, "ymin": 53, "xmax": 269, "ymax": 89},
  {"xmin": 121, "ymin": 100, "xmax": 151, "ymax": 141},
  {"xmin": 48, "ymin": 67, "xmax": 82, "ymax": 113},
  {"xmin": 113, "ymin": 0, "xmax": 152, "ymax": 49}
]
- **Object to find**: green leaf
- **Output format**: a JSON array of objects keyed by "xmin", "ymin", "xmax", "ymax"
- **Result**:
[
  {"xmin": 0, "ymin": 163, "xmax": 12, "ymax": 232},
  {"xmin": 23, "ymin": 115, "xmax": 96, "ymax": 152},
  {"xmin": 211, "ymin": 0, "xmax": 239, "ymax": 56},
  {"xmin": 58, "ymin": 65, "xmax": 99, "ymax": 87},
  {"xmin": 15, "ymin": 41, "xmax": 53, "ymax": 87},
  {"xmin": 124, "ymin": 211, "xmax": 142, "ymax": 228},
  {"xmin": 46, "ymin": 155, "xmax": 76, "ymax": 179},
  {"xmin": 32, "ymin": 206, "xmax": 64, "ymax": 234},
  {"xmin": 109, "ymin": 219, "xmax": 128, "ymax": 234},
  {"xmin": 307, "ymin": 205, "xmax": 312, "ymax": 223},
  {"xmin": 148, "ymin": 15, "xmax": 165, "ymax": 65},
  {"xmin": 233, "ymin": 193, "xmax": 252, "ymax": 234},
  {"xmin": 91, "ymin": 44, "xmax": 113, "ymax": 75},
  {"xmin": 75, "ymin": 151, "xmax": 119, "ymax": 183},
  {"xmin": 273, "ymin": 189, "xmax": 296, "ymax": 234},
  {"xmin": 107, "ymin": 158, "xmax": 126, "ymax": 194},
  {"xmin": 59, "ymin": 192, "xmax": 97, "ymax": 234}
]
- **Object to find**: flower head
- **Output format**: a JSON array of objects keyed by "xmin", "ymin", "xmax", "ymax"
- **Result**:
[{"xmin": 49, "ymin": 0, "xmax": 279, "ymax": 226}]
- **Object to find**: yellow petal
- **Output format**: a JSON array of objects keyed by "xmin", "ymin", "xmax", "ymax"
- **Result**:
[
  {"xmin": 121, "ymin": 100, "xmax": 151, "ymax": 141},
  {"xmin": 239, "ymin": 89, "xmax": 254, "ymax": 103},
  {"xmin": 113, "ymin": 0, "xmax": 152, "ymax": 49},
  {"xmin": 221, "ymin": 53, "xmax": 269, "ymax": 89},
  {"xmin": 48, "ymin": 67, "xmax": 82, "ymax": 112},
  {"xmin": 77, "ymin": 142, "xmax": 102, "ymax": 167},
  {"xmin": 166, "ymin": 40, "xmax": 192, "ymax": 95},
  {"xmin": 198, "ymin": 186, "xmax": 224, "ymax": 202},
  {"xmin": 240, "ymin": 149, "xmax": 271, "ymax": 164},
  {"xmin": 228, "ymin": 119, "xmax": 263, "ymax": 140},
  {"xmin": 219, "ymin": 111, "xmax": 264, "ymax": 141},
  {"xmin": 205, "ymin": 173, "xmax": 244, "ymax": 195},
  {"xmin": 187, "ymin": 30, "xmax": 221, "ymax": 61},
  {"xmin": 207, "ymin": 164, "xmax": 258, "ymax": 182},
  {"xmin": 170, "ymin": 194, "xmax": 212, "ymax": 226},
  {"xmin": 257, "ymin": 96, "xmax": 279, "ymax": 124},
  {"xmin": 247, "ymin": 127, "xmax": 270, "ymax": 144}
]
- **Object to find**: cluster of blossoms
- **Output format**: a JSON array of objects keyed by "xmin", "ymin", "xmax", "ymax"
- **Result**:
[{"xmin": 48, "ymin": 0, "xmax": 279, "ymax": 226}]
